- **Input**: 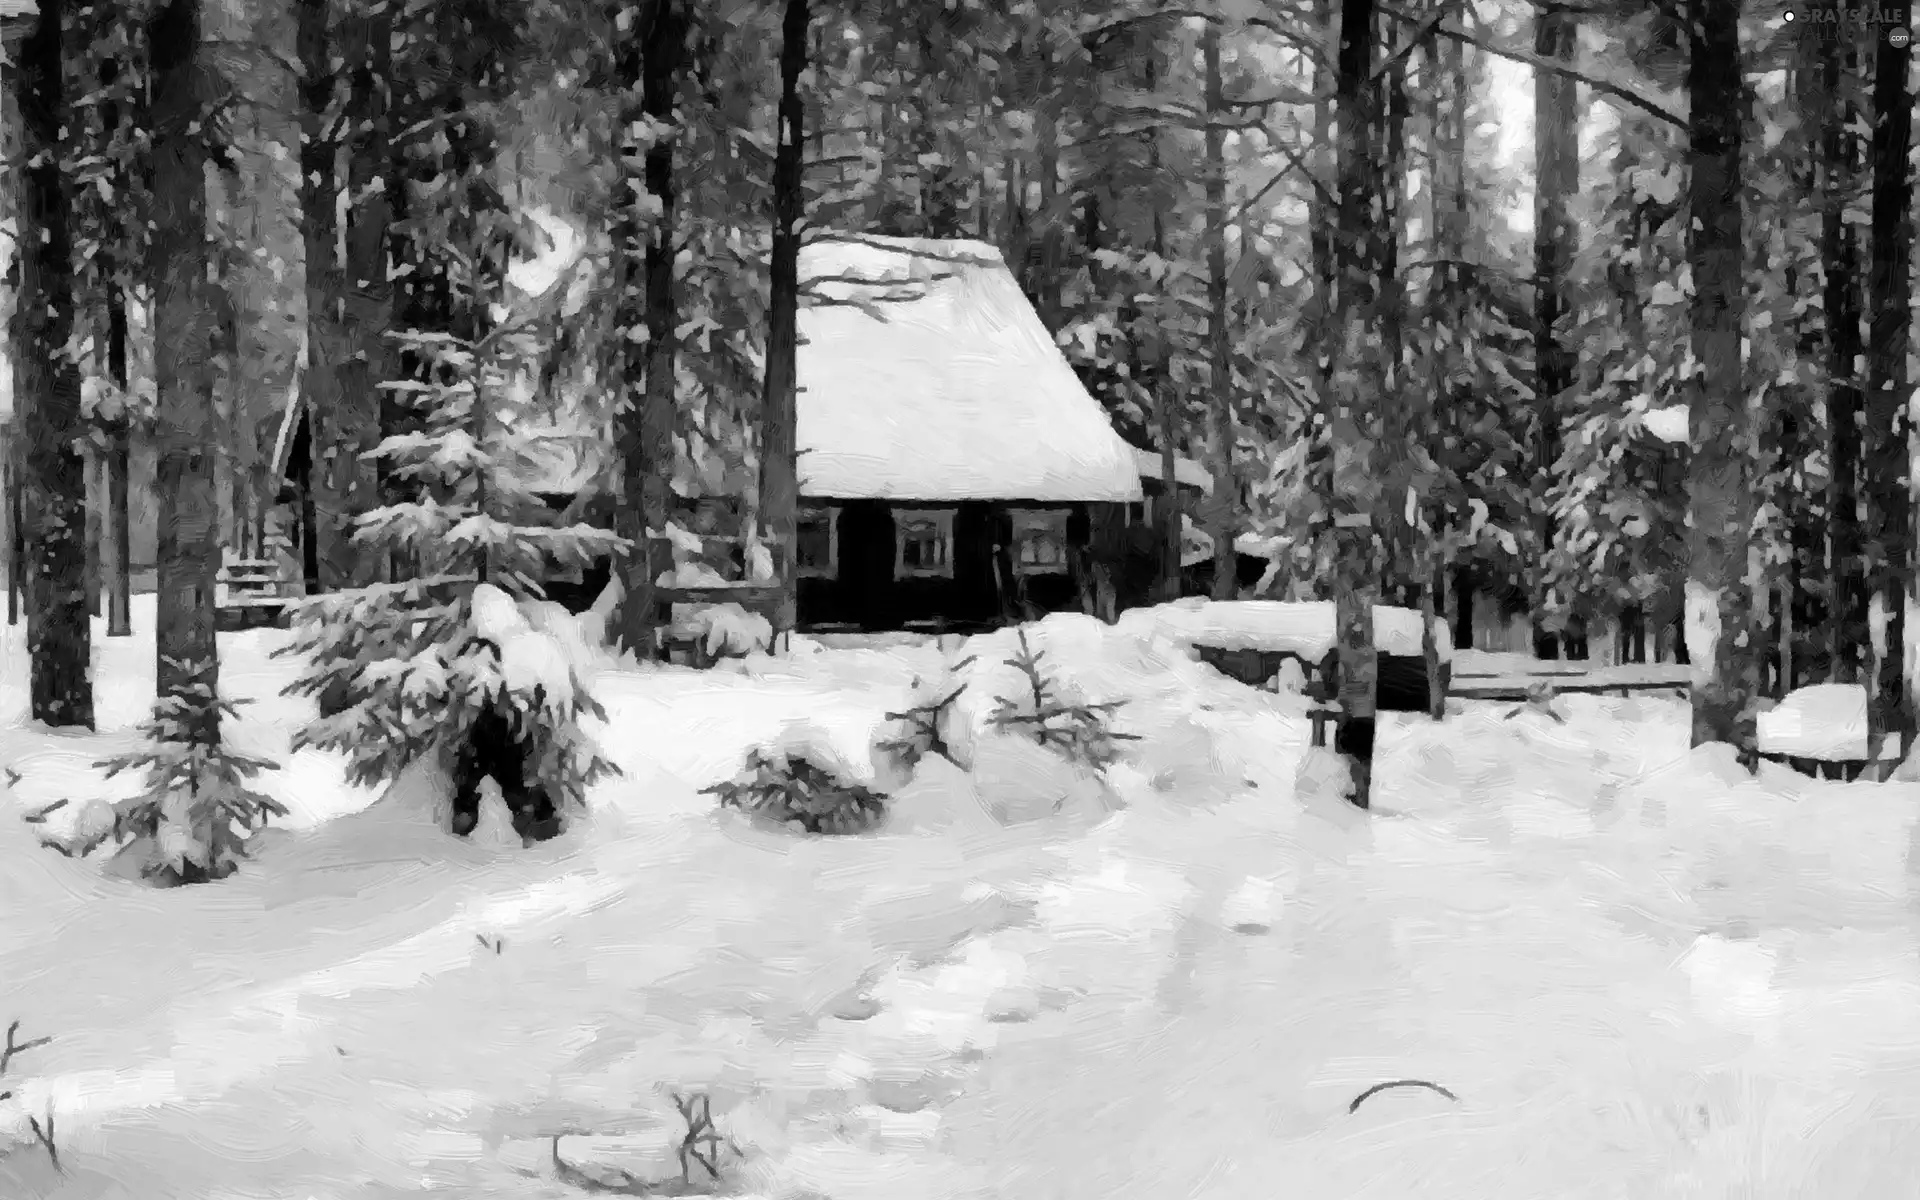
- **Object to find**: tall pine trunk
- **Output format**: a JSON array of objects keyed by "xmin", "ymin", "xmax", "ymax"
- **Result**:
[
  {"xmin": 614, "ymin": 0, "xmax": 688, "ymax": 655},
  {"xmin": 1864, "ymin": 0, "xmax": 1914, "ymax": 766},
  {"xmin": 335, "ymin": 0, "xmax": 393, "ymax": 587},
  {"xmin": 296, "ymin": 0, "xmax": 341, "ymax": 587},
  {"xmin": 149, "ymin": 0, "xmax": 223, "ymax": 744},
  {"xmin": 1821, "ymin": 6, "xmax": 1867, "ymax": 684},
  {"xmin": 106, "ymin": 265, "xmax": 134, "ymax": 637},
  {"xmin": 15, "ymin": 0, "xmax": 95, "ymax": 727},
  {"xmin": 1331, "ymin": 0, "xmax": 1385, "ymax": 806},
  {"xmin": 1143, "ymin": 46, "xmax": 1181, "ymax": 603},
  {"xmin": 1435, "ymin": 13, "xmax": 1470, "ymax": 651},
  {"xmin": 1682, "ymin": 0, "xmax": 1755, "ymax": 751},
  {"xmin": 1202, "ymin": 24, "xmax": 1236, "ymax": 601},
  {"xmin": 760, "ymin": 0, "xmax": 810, "ymax": 636},
  {"xmin": 1530, "ymin": 1, "xmax": 1576, "ymax": 660}
]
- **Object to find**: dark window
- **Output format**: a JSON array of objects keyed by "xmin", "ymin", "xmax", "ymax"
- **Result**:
[
  {"xmin": 1010, "ymin": 509, "xmax": 1069, "ymax": 575},
  {"xmin": 797, "ymin": 504, "xmax": 839, "ymax": 577},
  {"xmin": 894, "ymin": 509, "xmax": 954, "ymax": 578}
]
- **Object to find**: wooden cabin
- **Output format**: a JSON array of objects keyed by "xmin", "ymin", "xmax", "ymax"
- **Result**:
[{"xmin": 788, "ymin": 235, "xmax": 1144, "ymax": 633}]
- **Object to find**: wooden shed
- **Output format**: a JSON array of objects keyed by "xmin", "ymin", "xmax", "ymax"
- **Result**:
[{"xmin": 790, "ymin": 235, "xmax": 1143, "ymax": 632}]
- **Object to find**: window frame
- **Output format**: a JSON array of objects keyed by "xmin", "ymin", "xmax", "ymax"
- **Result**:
[
  {"xmin": 795, "ymin": 502, "xmax": 841, "ymax": 579},
  {"xmin": 1009, "ymin": 507, "xmax": 1071, "ymax": 576},
  {"xmin": 893, "ymin": 507, "xmax": 956, "ymax": 580}
]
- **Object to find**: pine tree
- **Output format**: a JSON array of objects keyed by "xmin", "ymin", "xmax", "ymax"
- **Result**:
[
  {"xmin": 759, "ymin": 0, "xmax": 810, "ymax": 636},
  {"xmin": 80, "ymin": 0, "xmax": 288, "ymax": 886},
  {"xmin": 1530, "ymin": 0, "xmax": 1576, "ymax": 658},
  {"xmin": 14, "ymin": 0, "xmax": 96, "ymax": 729},
  {"xmin": 1863, "ymin": 0, "xmax": 1914, "ymax": 763},
  {"xmin": 1682, "ymin": 0, "xmax": 1757, "ymax": 750},
  {"xmin": 1819, "ymin": 0, "xmax": 1867, "ymax": 684},
  {"xmin": 1327, "ymin": 0, "xmax": 1387, "ymax": 806},
  {"xmin": 280, "ymin": 305, "xmax": 626, "ymax": 840},
  {"xmin": 611, "ymin": 0, "xmax": 689, "ymax": 656}
]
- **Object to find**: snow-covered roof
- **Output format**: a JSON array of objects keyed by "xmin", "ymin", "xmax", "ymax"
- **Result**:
[
  {"xmin": 797, "ymin": 235, "xmax": 1143, "ymax": 504},
  {"xmin": 1131, "ymin": 447, "xmax": 1213, "ymax": 496}
]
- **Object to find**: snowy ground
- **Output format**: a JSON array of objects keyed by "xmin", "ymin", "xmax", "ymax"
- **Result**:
[{"xmin": 5, "ymin": 599, "xmax": 1920, "ymax": 1198}]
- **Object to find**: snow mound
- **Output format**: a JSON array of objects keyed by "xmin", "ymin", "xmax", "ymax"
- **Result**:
[
  {"xmin": 941, "ymin": 614, "xmax": 1218, "ymax": 765},
  {"xmin": 764, "ymin": 717, "xmax": 881, "ymax": 786},
  {"xmin": 470, "ymin": 583, "xmax": 587, "ymax": 705},
  {"xmin": 1121, "ymin": 598, "xmax": 1444, "ymax": 660},
  {"xmin": 968, "ymin": 732, "xmax": 1121, "ymax": 826},
  {"xmin": 1756, "ymin": 684, "xmax": 1903, "ymax": 761}
]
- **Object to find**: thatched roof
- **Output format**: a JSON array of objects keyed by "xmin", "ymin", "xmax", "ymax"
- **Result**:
[{"xmin": 797, "ymin": 235, "xmax": 1143, "ymax": 504}]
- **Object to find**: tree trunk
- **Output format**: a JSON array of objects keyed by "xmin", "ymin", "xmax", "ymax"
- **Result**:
[
  {"xmin": 1531, "ymin": 1, "xmax": 1576, "ymax": 660},
  {"xmin": 1142, "ymin": 48, "xmax": 1181, "ymax": 603},
  {"xmin": 297, "ymin": 0, "xmax": 372, "ymax": 596},
  {"xmin": 614, "ymin": 0, "xmax": 688, "ymax": 656},
  {"xmin": 1432, "ymin": 19, "xmax": 1467, "ymax": 655},
  {"xmin": 759, "ymin": 0, "xmax": 810, "ymax": 636},
  {"xmin": 1863, "ymin": 0, "xmax": 1914, "ymax": 767},
  {"xmin": 149, "ymin": 0, "xmax": 224, "ymax": 745},
  {"xmin": 1821, "ymin": 5, "xmax": 1867, "ymax": 684},
  {"xmin": 1202, "ymin": 25, "xmax": 1236, "ymax": 601},
  {"xmin": 1682, "ymin": 0, "xmax": 1755, "ymax": 752},
  {"xmin": 1308, "ymin": 0, "xmax": 1337, "ymax": 311},
  {"xmin": 915, "ymin": 13, "xmax": 961, "ymax": 237},
  {"xmin": 6, "ymin": 464, "xmax": 20, "ymax": 627},
  {"xmin": 15, "ymin": 0, "xmax": 95, "ymax": 728},
  {"xmin": 1331, "ymin": 0, "xmax": 1385, "ymax": 806},
  {"xmin": 1450, "ymin": 563, "xmax": 1473, "ymax": 650},
  {"xmin": 1032, "ymin": 39, "xmax": 1063, "ymax": 331},
  {"xmin": 106, "ymin": 284, "xmax": 134, "ymax": 637},
  {"xmin": 334, "ymin": 0, "xmax": 392, "ymax": 589}
]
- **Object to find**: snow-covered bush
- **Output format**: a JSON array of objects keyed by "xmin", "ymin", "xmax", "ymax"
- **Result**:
[
  {"xmin": 704, "ymin": 749, "xmax": 886, "ymax": 834},
  {"xmin": 279, "ymin": 318, "xmax": 625, "ymax": 842},
  {"xmin": 685, "ymin": 602, "xmax": 773, "ymax": 659},
  {"xmin": 88, "ymin": 682, "xmax": 288, "ymax": 884},
  {"xmin": 704, "ymin": 723, "xmax": 887, "ymax": 834}
]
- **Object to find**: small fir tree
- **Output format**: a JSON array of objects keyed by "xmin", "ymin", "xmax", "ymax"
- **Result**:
[
  {"xmin": 279, "ymin": 304, "xmax": 627, "ymax": 838},
  {"xmin": 89, "ymin": 675, "xmax": 288, "ymax": 884}
]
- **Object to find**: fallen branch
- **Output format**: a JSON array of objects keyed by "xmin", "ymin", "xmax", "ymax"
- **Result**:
[
  {"xmin": 20, "ymin": 798, "xmax": 64, "ymax": 824},
  {"xmin": 1348, "ymin": 1078, "xmax": 1459, "ymax": 1113},
  {"xmin": 0, "ymin": 1020, "xmax": 59, "ymax": 1171},
  {"xmin": 27, "ymin": 1107, "xmax": 56, "ymax": 1171},
  {"xmin": 1503, "ymin": 681, "xmax": 1568, "ymax": 724},
  {"xmin": 669, "ymin": 1091, "xmax": 738, "ymax": 1185},
  {"xmin": 549, "ymin": 1133, "xmax": 647, "ymax": 1196}
]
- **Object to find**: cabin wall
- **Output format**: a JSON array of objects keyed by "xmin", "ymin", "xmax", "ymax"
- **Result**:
[{"xmin": 798, "ymin": 497, "xmax": 1102, "ymax": 631}]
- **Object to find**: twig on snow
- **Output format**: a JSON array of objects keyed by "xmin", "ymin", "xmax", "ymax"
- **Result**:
[
  {"xmin": 670, "ymin": 1090, "xmax": 738, "ymax": 1184},
  {"xmin": 549, "ymin": 1133, "xmax": 648, "ymax": 1196},
  {"xmin": 1347, "ymin": 1078, "xmax": 1459, "ymax": 1113},
  {"xmin": 20, "ymin": 799, "xmax": 66, "ymax": 824},
  {"xmin": 0, "ymin": 1021, "xmax": 59, "ymax": 1171},
  {"xmin": 26, "ymin": 1107, "xmax": 57, "ymax": 1171},
  {"xmin": 0, "ymin": 1021, "xmax": 51, "ymax": 1083}
]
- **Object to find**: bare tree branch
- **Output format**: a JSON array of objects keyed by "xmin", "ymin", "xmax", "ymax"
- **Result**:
[
  {"xmin": 1373, "ymin": 0, "xmax": 1468, "ymax": 81},
  {"xmin": 1377, "ymin": 3, "xmax": 1686, "ymax": 127}
]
